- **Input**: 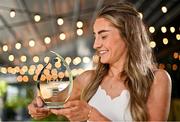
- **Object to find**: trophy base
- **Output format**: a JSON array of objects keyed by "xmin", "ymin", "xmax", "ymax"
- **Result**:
[{"xmin": 44, "ymin": 102, "xmax": 64, "ymax": 109}]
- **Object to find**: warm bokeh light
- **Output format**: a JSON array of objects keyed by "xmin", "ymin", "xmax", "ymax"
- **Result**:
[
  {"xmin": 161, "ymin": 26, "xmax": 167, "ymax": 33},
  {"xmin": 149, "ymin": 26, "xmax": 155, "ymax": 33},
  {"xmin": 29, "ymin": 40, "xmax": 35, "ymax": 47},
  {"xmin": 20, "ymin": 55, "xmax": 27, "ymax": 62},
  {"xmin": 159, "ymin": 64, "xmax": 165, "ymax": 69},
  {"xmin": 44, "ymin": 69, "xmax": 50, "ymax": 75},
  {"xmin": 76, "ymin": 21, "xmax": 83, "ymax": 28},
  {"xmin": 176, "ymin": 34, "xmax": 180, "ymax": 40},
  {"xmin": 59, "ymin": 33, "xmax": 66, "ymax": 40},
  {"xmin": 149, "ymin": 41, "xmax": 156, "ymax": 48},
  {"xmin": 65, "ymin": 57, "xmax": 72, "ymax": 65},
  {"xmin": 2, "ymin": 45, "xmax": 8, "ymax": 52},
  {"xmin": 55, "ymin": 62, "xmax": 61, "ymax": 68},
  {"xmin": 46, "ymin": 63, "xmax": 52, "ymax": 69},
  {"xmin": 51, "ymin": 68, "xmax": 58, "ymax": 75},
  {"xmin": 170, "ymin": 27, "xmax": 175, "ymax": 33},
  {"xmin": 33, "ymin": 75, "xmax": 38, "ymax": 81},
  {"xmin": 173, "ymin": 52, "xmax": 179, "ymax": 59},
  {"xmin": 83, "ymin": 57, "xmax": 91, "ymax": 63},
  {"xmin": 44, "ymin": 56, "xmax": 50, "ymax": 63},
  {"xmin": 44, "ymin": 37, "xmax": 51, "ymax": 44},
  {"xmin": 33, "ymin": 56, "xmax": 39, "ymax": 63},
  {"xmin": 161, "ymin": 6, "xmax": 167, "ymax": 13},
  {"xmin": 10, "ymin": 10, "xmax": 16, "ymax": 18},
  {"xmin": 58, "ymin": 72, "xmax": 65, "ymax": 79},
  {"xmin": 15, "ymin": 42, "xmax": 21, "ymax": 50},
  {"xmin": 77, "ymin": 29, "xmax": 83, "ymax": 36},
  {"xmin": 8, "ymin": 54, "xmax": 14, "ymax": 61},
  {"xmin": 29, "ymin": 65, "xmax": 36, "ymax": 70},
  {"xmin": 172, "ymin": 64, "xmax": 178, "ymax": 71},
  {"xmin": 22, "ymin": 75, "xmax": 29, "ymax": 82},
  {"xmin": 73, "ymin": 57, "xmax": 81, "ymax": 65},
  {"xmin": 28, "ymin": 68, "xmax": 35, "ymax": 75},
  {"xmin": 0, "ymin": 67, "xmax": 7, "ymax": 74},
  {"xmin": 163, "ymin": 38, "xmax": 168, "ymax": 45},
  {"xmin": 34, "ymin": 14, "xmax": 41, "ymax": 22},
  {"xmin": 40, "ymin": 74, "xmax": 46, "ymax": 81},
  {"xmin": 57, "ymin": 18, "xmax": 64, "ymax": 25},
  {"xmin": 17, "ymin": 75, "xmax": 23, "ymax": 82},
  {"xmin": 22, "ymin": 65, "xmax": 28, "ymax": 73}
]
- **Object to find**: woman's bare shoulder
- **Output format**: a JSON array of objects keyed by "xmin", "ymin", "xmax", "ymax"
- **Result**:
[
  {"xmin": 147, "ymin": 69, "xmax": 172, "ymax": 120},
  {"xmin": 153, "ymin": 69, "xmax": 171, "ymax": 86},
  {"xmin": 75, "ymin": 70, "xmax": 95, "ymax": 88}
]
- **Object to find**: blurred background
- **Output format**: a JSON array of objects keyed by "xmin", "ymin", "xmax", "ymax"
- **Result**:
[{"xmin": 0, "ymin": 0, "xmax": 179, "ymax": 121}]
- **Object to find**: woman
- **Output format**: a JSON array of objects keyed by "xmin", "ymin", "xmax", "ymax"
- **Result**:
[{"xmin": 28, "ymin": 2, "xmax": 171, "ymax": 121}]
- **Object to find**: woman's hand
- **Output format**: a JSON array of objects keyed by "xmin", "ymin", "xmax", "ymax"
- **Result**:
[
  {"xmin": 50, "ymin": 100, "xmax": 90, "ymax": 121},
  {"xmin": 28, "ymin": 96, "xmax": 51, "ymax": 120}
]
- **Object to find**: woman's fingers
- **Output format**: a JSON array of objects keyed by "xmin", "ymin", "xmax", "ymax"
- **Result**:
[
  {"xmin": 36, "ymin": 96, "xmax": 44, "ymax": 107},
  {"xmin": 51, "ymin": 106, "xmax": 77, "ymax": 116}
]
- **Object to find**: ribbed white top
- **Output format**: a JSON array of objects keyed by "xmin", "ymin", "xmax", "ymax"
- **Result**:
[{"xmin": 88, "ymin": 86, "xmax": 132, "ymax": 122}]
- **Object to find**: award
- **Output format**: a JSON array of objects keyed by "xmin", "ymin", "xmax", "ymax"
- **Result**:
[{"xmin": 37, "ymin": 51, "xmax": 73, "ymax": 108}]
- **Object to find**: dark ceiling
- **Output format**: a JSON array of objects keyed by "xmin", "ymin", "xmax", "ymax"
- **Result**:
[{"xmin": 0, "ymin": 0, "xmax": 179, "ymax": 78}]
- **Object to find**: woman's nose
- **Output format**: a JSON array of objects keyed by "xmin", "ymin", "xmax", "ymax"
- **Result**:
[{"xmin": 93, "ymin": 38, "xmax": 102, "ymax": 49}]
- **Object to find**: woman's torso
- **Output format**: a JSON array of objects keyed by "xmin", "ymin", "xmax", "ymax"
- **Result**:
[{"xmin": 88, "ymin": 85, "xmax": 132, "ymax": 121}]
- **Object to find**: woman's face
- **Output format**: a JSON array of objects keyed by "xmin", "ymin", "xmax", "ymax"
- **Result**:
[{"xmin": 93, "ymin": 18, "xmax": 127, "ymax": 65}]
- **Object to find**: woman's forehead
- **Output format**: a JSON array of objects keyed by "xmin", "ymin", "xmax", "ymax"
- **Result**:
[{"xmin": 93, "ymin": 18, "xmax": 115, "ymax": 32}]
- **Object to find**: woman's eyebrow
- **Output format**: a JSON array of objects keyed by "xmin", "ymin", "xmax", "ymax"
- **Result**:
[{"xmin": 93, "ymin": 30, "xmax": 111, "ymax": 35}]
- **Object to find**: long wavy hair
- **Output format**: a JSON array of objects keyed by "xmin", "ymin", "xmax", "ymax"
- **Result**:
[{"xmin": 81, "ymin": 2, "xmax": 157, "ymax": 121}]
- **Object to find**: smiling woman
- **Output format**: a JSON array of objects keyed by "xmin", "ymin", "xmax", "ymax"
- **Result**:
[{"xmin": 28, "ymin": 1, "xmax": 172, "ymax": 121}]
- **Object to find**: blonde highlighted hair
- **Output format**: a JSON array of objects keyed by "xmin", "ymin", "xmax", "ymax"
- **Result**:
[{"xmin": 81, "ymin": 2, "xmax": 157, "ymax": 121}]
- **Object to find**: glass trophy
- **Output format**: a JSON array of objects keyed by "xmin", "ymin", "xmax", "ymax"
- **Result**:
[{"xmin": 37, "ymin": 51, "xmax": 73, "ymax": 108}]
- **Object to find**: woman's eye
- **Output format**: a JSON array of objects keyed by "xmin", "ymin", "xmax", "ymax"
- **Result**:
[{"xmin": 101, "ymin": 35, "xmax": 107, "ymax": 39}]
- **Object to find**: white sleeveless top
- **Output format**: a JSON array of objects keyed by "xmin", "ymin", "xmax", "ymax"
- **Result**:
[{"xmin": 88, "ymin": 86, "xmax": 132, "ymax": 121}]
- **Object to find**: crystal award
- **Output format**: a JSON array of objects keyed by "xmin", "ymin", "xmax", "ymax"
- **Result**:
[{"xmin": 37, "ymin": 51, "xmax": 73, "ymax": 108}]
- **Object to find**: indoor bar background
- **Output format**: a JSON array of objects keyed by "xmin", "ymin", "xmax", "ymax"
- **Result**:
[{"xmin": 0, "ymin": 0, "xmax": 179, "ymax": 121}]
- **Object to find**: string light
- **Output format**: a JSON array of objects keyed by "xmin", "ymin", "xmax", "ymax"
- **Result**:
[
  {"xmin": 29, "ymin": 40, "xmax": 35, "ymax": 47},
  {"xmin": 8, "ymin": 55, "xmax": 14, "ymax": 62},
  {"xmin": 161, "ymin": 6, "xmax": 167, "ymax": 13},
  {"xmin": 149, "ymin": 41, "xmax": 156, "ymax": 48},
  {"xmin": 65, "ymin": 57, "xmax": 72, "ymax": 65},
  {"xmin": 59, "ymin": 33, "xmax": 66, "ymax": 40},
  {"xmin": 44, "ymin": 56, "xmax": 50, "ymax": 63},
  {"xmin": 15, "ymin": 42, "xmax": 21, "ymax": 50},
  {"xmin": 17, "ymin": 76, "xmax": 23, "ymax": 82},
  {"xmin": 173, "ymin": 52, "xmax": 179, "ymax": 59},
  {"xmin": 20, "ymin": 55, "xmax": 27, "ymax": 62},
  {"xmin": 2, "ymin": 45, "xmax": 8, "ymax": 52},
  {"xmin": 161, "ymin": 26, "xmax": 167, "ymax": 33},
  {"xmin": 170, "ymin": 27, "xmax": 175, "ymax": 33},
  {"xmin": 159, "ymin": 64, "xmax": 165, "ymax": 69},
  {"xmin": 77, "ymin": 29, "xmax": 83, "ymax": 36},
  {"xmin": 172, "ymin": 64, "xmax": 178, "ymax": 71},
  {"xmin": 22, "ymin": 75, "xmax": 29, "ymax": 82},
  {"xmin": 149, "ymin": 26, "xmax": 155, "ymax": 33},
  {"xmin": 163, "ymin": 38, "xmax": 168, "ymax": 45},
  {"xmin": 33, "ymin": 56, "xmax": 39, "ymax": 63},
  {"xmin": 0, "ymin": 67, "xmax": 7, "ymax": 74},
  {"xmin": 176, "ymin": 34, "xmax": 180, "ymax": 40},
  {"xmin": 76, "ymin": 21, "xmax": 83, "ymax": 28},
  {"xmin": 83, "ymin": 57, "xmax": 90, "ymax": 63},
  {"xmin": 73, "ymin": 57, "xmax": 81, "ymax": 65},
  {"xmin": 10, "ymin": 10, "xmax": 16, "ymax": 18},
  {"xmin": 34, "ymin": 14, "xmax": 41, "ymax": 22},
  {"xmin": 44, "ymin": 37, "xmax": 51, "ymax": 44},
  {"xmin": 57, "ymin": 18, "xmax": 64, "ymax": 25}
]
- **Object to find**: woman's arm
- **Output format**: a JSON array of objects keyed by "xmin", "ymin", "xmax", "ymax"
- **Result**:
[
  {"xmin": 147, "ymin": 69, "xmax": 172, "ymax": 121},
  {"xmin": 68, "ymin": 70, "xmax": 95, "ymax": 100}
]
